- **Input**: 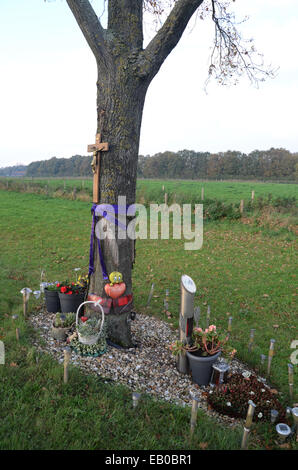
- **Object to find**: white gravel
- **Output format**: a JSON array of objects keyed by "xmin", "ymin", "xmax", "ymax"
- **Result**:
[{"xmin": 29, "ymin": 309, "xmax": 266, "ymax": 428}]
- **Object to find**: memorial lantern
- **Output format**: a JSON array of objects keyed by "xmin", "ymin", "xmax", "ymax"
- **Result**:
[
  {"xmin": 210, "ymin": 361, "xmax": 230, "ymax": 386},
  {"xmin": 177, "ymin": 275, "xmax": 196, "ymax": 374},
  {"xmin": 275, "ymin": 423, "xmax": 291, "ymax": 443}
]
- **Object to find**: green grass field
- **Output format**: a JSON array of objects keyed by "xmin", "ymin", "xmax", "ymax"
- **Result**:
[
  {"xmin": 136, "ymin": 179, "xmax": 298, "ymax": 204},
  {"xmin": 0, "ymin": 187, "xmax": 297, "ymax": 450},
  {"xmin": 3, "ymin": 177, "xmax": 298, "ymax": 205}
]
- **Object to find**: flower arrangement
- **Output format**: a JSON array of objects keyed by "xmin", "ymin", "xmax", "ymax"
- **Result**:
[
  {"xmin": 207, "ymin": 372, "xmax": 287, "ymax": 423},
  {"xmin": 45, "ymin": 282, "xmax": 60, "ymax": 292},
  {"xmin": 77, "ymin": 317, "xmax": 101, "ymax": 337},
  {"xmin": 58, "ymin": 279, "xmax": 87, "ymax": 296},
  {"xmin": 170, "ymin": 324, "xmax": 234, "ymax": 358}
]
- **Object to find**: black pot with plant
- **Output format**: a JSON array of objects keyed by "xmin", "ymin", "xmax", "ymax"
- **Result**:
[
  {"xmin": 58, "ymin": 281, "xmax": 87, "ymax": 314},
  {"xmin": 44, "ymin": 284, "xmax": 61, "ymax": 313}
]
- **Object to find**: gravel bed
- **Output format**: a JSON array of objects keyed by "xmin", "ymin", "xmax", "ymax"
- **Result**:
[{"xmin": 29, "ymin": 309, "xmax": 268, "ymax": 429}]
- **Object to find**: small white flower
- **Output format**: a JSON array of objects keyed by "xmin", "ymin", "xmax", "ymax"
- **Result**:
[
  {"xmin": 261, "ymin": 389, "xmax": 266, "ymax": 393},
  {"xmin": 249, "ymin": 391, "xmax": 255, "ymax": 395},
  {"xmin": 209, "ymin": 390, "xmax": 213, "ymax": 394},
  {"xmin": 226, "ymin": 402, "xmax": 232, "ymax": 407},
  {"xmin": 266, "ymin": 400, "xmax": 271, "ymax": 404},
  {"xmin": 33, "ymin": 290, "xmax": 41, "ymax": 299},
  {"xmin": 258, "ymin": 412, "xmax": 263, "ymax": 419},
  {"xmin": 40, "ymin": 282, "xmax": 49, "ymax": 293},
  {"xmin": 242, "ymin": 371, "xmax": 251, "ymax": 379}
]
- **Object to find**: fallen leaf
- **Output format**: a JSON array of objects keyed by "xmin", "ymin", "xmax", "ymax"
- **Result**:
[
  {"xmin": 199, "ymin": 442, "xmax": 208, "ymax": 449},
  {"xmin": 10, "ymin": 362, "xmax": 18, "ymax": 367}
]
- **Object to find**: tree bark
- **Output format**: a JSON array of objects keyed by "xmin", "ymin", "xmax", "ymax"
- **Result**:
[
  {"xmin": 88, "ymin": 67, "xmax": 148, "ymax": 347},
  {"xmin": 66, "ymin": 0, "xmax": 204, "ymax": 347}
]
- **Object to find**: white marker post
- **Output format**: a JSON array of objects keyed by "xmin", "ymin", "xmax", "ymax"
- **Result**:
[
  {"xmin": 63, "ymin": 347, "xmax": 71, "ymax": 384},
  {"xmin": 288, "ymin": 364, "xmax": 294, "ymax": 401},
  {"xmin": 12, "ymin": 315, "xmax": 19, "ymax": 341},
  {"xmin": 267, "ymin": 339, "xmax": 275, "ymax": 377},
  {"xmin": 241, "ymin": 400, "xmax": 256, "ymax": 450},
  {"xmin": 190, "ymin": 394, "xmax": 200, "ymax": 438},
  {"xmin": 132, "ymin": 392, "xmax": 141, "ymax": 409},
  {"xmin": 20, "ymin": 288, "xmax": 32, "ymax": 319}
]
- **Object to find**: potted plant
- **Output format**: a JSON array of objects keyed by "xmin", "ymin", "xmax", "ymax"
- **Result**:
[
  {"xmin": 44, "ymin": 283, "xmax": 61, "ymax": 313},
  {"xmin": 170, "ymin": 325, "xmax": 234, "ymax": 386},
  {"xmin": 51, "ymin": 312, "xmax": 76, "ymax": 341},
  {"xmin": 58, "ymin": 278, "xmax": 87, "ymax": 313}
]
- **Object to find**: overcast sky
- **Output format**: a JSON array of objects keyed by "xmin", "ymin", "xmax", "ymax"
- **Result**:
[{"xmin": 1, "ymin": 0, "xmax": 298, "ymax": 168}]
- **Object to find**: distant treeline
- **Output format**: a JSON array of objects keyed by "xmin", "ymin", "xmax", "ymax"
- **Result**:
[
  {"xmin": 138, "ymin": 148, "xmax": 298, "ymax": 181},
  {"xmin": 26, "ymin": 155, "xmax": 93, "ymax": 177},
  {"xmin": 0, "ymin": 148, "xmax": 297, "ymax": 180}
]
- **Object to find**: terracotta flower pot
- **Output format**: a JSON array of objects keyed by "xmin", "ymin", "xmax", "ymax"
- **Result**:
[{"xmin": 186, "ymin": 350, "xmax": 221, "ymax": 386}]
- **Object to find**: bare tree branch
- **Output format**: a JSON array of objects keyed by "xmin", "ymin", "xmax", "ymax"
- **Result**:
[
  {"xmin": 206, "ymin": 0, "xmax": 278, "ymax": 87},
  {"xmin": 139, "ymin": 0, "xmax": 204, "ymax": 80},
  {"xmin": 66, "ymin": 0, "xmax": 109, "ymax": 65}
]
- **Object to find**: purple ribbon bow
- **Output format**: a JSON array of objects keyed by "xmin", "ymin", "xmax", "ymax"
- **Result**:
[{"xmin": 89, "ymin": 203, "xmax": 135, "ymax": 279}]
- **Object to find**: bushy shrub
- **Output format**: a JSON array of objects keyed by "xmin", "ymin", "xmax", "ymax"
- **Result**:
[{"xmin": 204, "ymin": 200, "xmax": 241, "ymax": 220}]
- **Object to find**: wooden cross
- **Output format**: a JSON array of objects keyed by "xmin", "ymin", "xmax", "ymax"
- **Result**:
[{"xmin": 87, "ymin": 133, "xmax": 109, "ymax": 203}]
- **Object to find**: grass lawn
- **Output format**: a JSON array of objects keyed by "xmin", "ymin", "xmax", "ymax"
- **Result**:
[
  {"xmin": 3, "ymin": 177, "xmax": 298, "ymax": 206},
  {"xmin": 0, "ymin": 190, "xmax": 297, "ymax": 450},
  {"xmin": 136, "ymin": 179, "xmax": 298, "ymax": 205}
]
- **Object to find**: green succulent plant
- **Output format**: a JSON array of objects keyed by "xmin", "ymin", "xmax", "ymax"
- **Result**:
[{"xmin": 53, "ymin": 312, "xmax": 75, "ymax": 328}]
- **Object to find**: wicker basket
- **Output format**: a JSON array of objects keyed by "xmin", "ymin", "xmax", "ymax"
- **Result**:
[{"xmin": 76, "ymin": 301, "xmax": 105, "ymax": 345}]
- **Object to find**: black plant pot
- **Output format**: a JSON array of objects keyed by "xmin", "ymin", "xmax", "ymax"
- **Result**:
[
  {"xmin": 45, "ymin": 289, "xmax": 61, "ymax": 313},
  {"xmin": 58, "ymin": 292, "xmax": 85, "ymax": 314}
]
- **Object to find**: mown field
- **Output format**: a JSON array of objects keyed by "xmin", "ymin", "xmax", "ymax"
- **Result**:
[{"xmin": 0, "ymin": 181, "xmax": 297, "ymax": 451}]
